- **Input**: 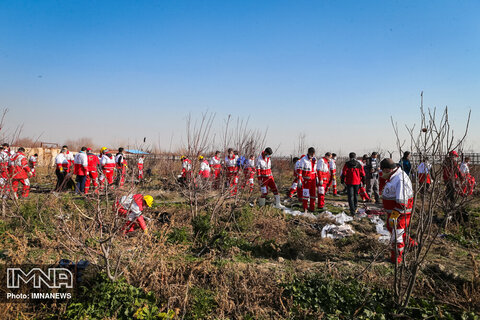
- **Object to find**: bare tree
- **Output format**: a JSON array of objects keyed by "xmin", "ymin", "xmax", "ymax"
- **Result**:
[
  {"xmin": 293, "ymin": 133, "xmax": 307, "ymax": 157},
  {"xmin": 390, "ymin": 92, "xmax": 472, "ymax": 309}
]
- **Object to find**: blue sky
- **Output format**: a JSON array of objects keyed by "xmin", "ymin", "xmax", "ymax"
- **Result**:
[{"xmin": 1, "ymin": 0, "xmax": 478, "ymax": 156}]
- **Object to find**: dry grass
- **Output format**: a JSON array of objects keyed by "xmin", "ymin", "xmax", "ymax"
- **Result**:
[{"xmin": 1, "ymin": 164, "xmax": 479, "ymax": 319}]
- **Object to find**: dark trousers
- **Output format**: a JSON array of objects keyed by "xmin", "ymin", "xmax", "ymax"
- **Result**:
[
  {"xmin": 445, "ymin": 180, "xmax": 456, "ymax": 204},
  {"xmin": 75, "ymin": 175, "xmax": 87, "ymax": 193},
  {"xmin": 55, "ymin": 169, "xmax": 67, "ymax": 191},
  {"xmin": 346, "ymin": 184, "xmax": 360, "ymax": 214}
]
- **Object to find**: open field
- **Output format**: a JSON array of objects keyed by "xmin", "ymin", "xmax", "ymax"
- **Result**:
[{"xmin": 1, "ymin": 160, "xmax": 479, "ymax": 319}]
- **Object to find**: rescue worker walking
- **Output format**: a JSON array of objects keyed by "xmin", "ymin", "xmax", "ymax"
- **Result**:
[
  {"xmin": 380, "ymin": 158, "xmax": 415, "ymax": 264},
  {"xmin": 8, "ymin": 147, "xmax": 32, "ymax": 198},
  {"xmin": 341, "ymin": 152, "xmax": 365, "ymax": 215},
  {"xmin": 297, "ymin": 148, "xmax": 318, "ymax": 212},
  {"xmin": 326, "ymin": 153, "xmax": 338, "ymax": 196},
  {"xmin": 74, "ymin": 147, "xmax": 89, "ymax": 194},
  {"xmin": 115, "ymin": 194, "xmax": 153, "ymax": 234},
  {"xmin": 85, "ymin": 148, "xmax": 99, "ymax": 194},
  {"xmin": 316, "ymin": 152, "xmax": 331, "ymax": 210},
  {"xmin": 256, "ymin": 147, "xmax": 282, "ymax": 207}
]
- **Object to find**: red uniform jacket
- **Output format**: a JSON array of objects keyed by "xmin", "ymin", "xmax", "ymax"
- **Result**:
[
  {"xmin": 9, "ymin": 152, "xmax": 31, "ymax": 179},
  {"xmin": 87, "ymin": 153, "xmax": 100, "ymax": 172},
  {"xmin": 341, "ymin": 159, "xmax": 365, "ymax": 185}
]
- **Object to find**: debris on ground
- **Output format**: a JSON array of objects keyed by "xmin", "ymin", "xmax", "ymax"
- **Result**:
[
  {"xmin": 355, "ymin": 208, "xmax": 390, "ymax": 243},
  {"xmin": 320, "ymin": 211, "xmax": 353, "ymax": 224},
  {"xmin": 321, "ymin": 224, "xmax": 355, "ymax": 239}
]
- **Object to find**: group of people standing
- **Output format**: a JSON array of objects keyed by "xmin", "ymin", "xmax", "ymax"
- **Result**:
[
  {"xmin": 394, "ymin": 150, "xmax": 475, "ymax": 200},
  {"xmin": 179, "ymin": 147, "xmax": 284, "ymax": 207},
  {"xmin": 54, "ymin": 146, "xmax": 146, "ymax": 195},
  {"xmin": 0, "ymin": 143, "xmax": 37, "ymax": 199},
  {"xmin": 288, "ymin": 149, "xmax": 338, "ymax": 213},
  {"xmin": 335, "ymin": 149, "xmax": 475, "ymax": 263},
  {"xmin": 338, "ymin": 150, "xmax": 475, "ymax": 215}
]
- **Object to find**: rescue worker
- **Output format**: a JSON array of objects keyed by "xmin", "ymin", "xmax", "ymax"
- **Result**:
[
  {"xmin": 180, "ymin": 155, "xmax": 192, "ymax": 181},
  {"xmin": 115, "ymin": 194, "xmax": 153, "ymax": 234},
  {"xmin": 138, "ymin": 155, "xmax": 145, "ymax": 181},
  {"xmin": 8, "ymin": 147, "xmax": 32, "ymax": 198},
  {"xmin": 297, "ymin": 148, "xmax": 318, "ymax": 212},
  {"xmin": 287, "ymin": 156, "xmax": 302, "ymax": 201},
  {"xmin": 63, "ymin": 145, "xmax": 75, "ymax": 171},
  {"xmin": 100, "ymin": 149, "xmax": 116, "ymax": 189},
  {"xmin": 98, "ymin": 147, "xmax": 107, "ymax": 161},
  {"xmin": 380, "ymin": 158, "xmax": 415, "ymax": 264},
  {"xmin": 460, "ymin": 157, "xmax": 475, "ymax": 196},
  {"xmin": 443, "ymin": 151, "xmax": 461, "ymax": 204},
  {"xmin": 198, "ymin": 155, "xmax": 211, "ymax": 179},
  {"xmin": 243, "ymin": 154, "xmax": 255, "ymax": 192},
  {"xmin": 0, "ymin": 143, "xmax": 11, "ymax": 192},
  {"xmin": 225, "ymin": 148, "xmax": 239, "ymax": 195},
  {"xmin": 316, "ymin": 152, "xmax": 331, "ymax": 210},
  {"xmin": 256, "ymin": 147, "xmax": 281, "ymax": 207},
  {"xmin": 97, "ymin": 147, "xmax": 107, "ymax": 188},
  {"xmin": 357, "ymin": 155, "xmax": 371, "ymax": 202},
  {"xmin": 326, "ymin": 153, "xmax": 338, "ymax": 196},
  {"xmin": 74, "ymin": 147, "xmax": 89, "ymax": 194},
  {"xmin": 417, "ymin": 157, "xmax": 432, "ymax": 192},
  {"xmin": 341, "ymin": 152, "xmax": 365, "ymax": 215},
  {"xmin": 85, "ymin": 148, "xmax": 99, "ymax": 194},
  {"xmin": 365, "ymin": 152, "xmax": 380, "ymax": 203},
  {"xmin": 209, "ymin": 151, "xmax": 222, "ymax": 188},
  {"xmin": 115, "ymin": 147, "xmax": 127, "ymax": 187},
  {"xmin": 28, "ymin": 153, "xmax": 38, "ymax": 177},
  {"xmin": 54, "ymin": 147, "xmax": 70, "ymax": 191}
]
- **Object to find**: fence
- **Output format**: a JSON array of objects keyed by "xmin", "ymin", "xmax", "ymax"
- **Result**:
[{"xmin": 411, "ymin": 153, "xmax": 480, "ymax": 165}]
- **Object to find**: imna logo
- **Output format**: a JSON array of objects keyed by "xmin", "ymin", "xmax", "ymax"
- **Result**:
[{"xmin": 7, "ymin": 268, "xmax": 73, "ymax": 289}]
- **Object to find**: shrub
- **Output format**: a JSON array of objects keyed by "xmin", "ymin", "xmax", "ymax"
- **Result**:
[
  {"xmin": 186, "ymin": 287, "xmax": 217, "ymax": 320},
  {"xmin": 282, "ymin": 274, "xmax": 476, "ymax": 319},
  {"xmin": 281, "ymin": 227, "xmax": 308, "ymax": 259},
  {"xmin": 167, "ymin": 227, "xmax": 190, "ymax": 244},
  {"xmin": 192, "ymin": 214, "xmax": 212, "ymax": 245},
  {"xmin": 234, "ymin": 205, "xmax": 255, "ymax": 232},
  {"xmin": 58, "ymin": 273, "xmax": 175, "ymax": 319}
]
